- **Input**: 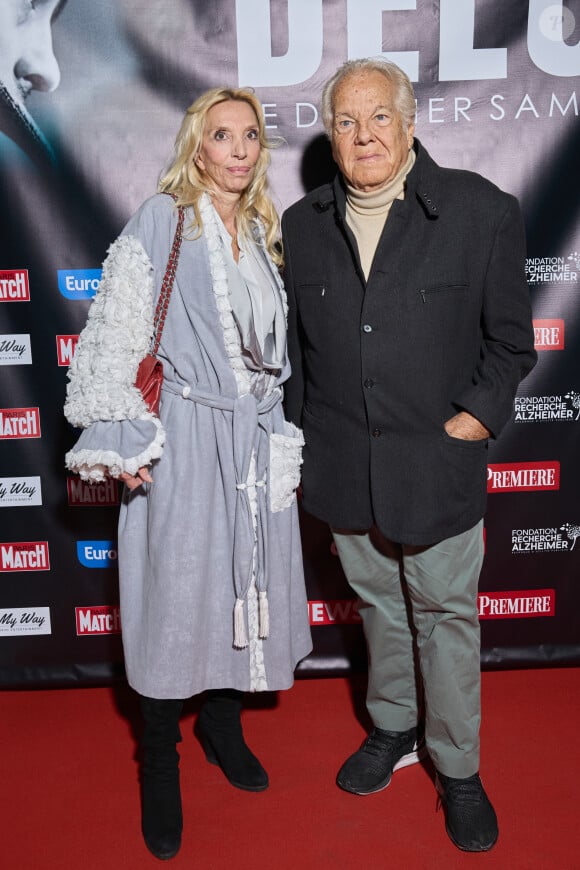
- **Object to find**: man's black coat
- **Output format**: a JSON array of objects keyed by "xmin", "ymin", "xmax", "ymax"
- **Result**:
[{"xmin": 282, "ymin": 140, "xmax": 537, "ymax": 545}]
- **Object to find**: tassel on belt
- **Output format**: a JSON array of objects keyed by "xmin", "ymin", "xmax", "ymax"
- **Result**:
[{"xmin": 162, "ymin": 381, "xmax": 282, "ymax": 649}]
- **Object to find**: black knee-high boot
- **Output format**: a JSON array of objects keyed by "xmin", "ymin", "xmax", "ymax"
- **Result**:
[
  {"xmin": 140, "ymin": 696, "xmax": 184, "ymax": 860},
  {"xmin": 196, "ymin": 689, "xmax": 268, "ymax": 792}
]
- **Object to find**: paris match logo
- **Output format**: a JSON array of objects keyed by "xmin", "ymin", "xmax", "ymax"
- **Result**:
[
  {"xmin": 487, "ymin": 462, "xmax": 560, "ymax": 493},
  {"xmin": 56, "ymin": 335, "xmax": 79, "ymax": 367},
  {"xmin": 0, "ymin": 542, "xmax": 50, "ymax": 572},
  {"xmin": 0, "ymin": 408, "xmax": 41, "ymax": 439},
  {"xmin": 75, "ymin": 605, "xmax": 121, "ymax": 635},
  {"xmin": 66, "ymin": 477, "xmax": 119, "ymax": 506},
  {"xmin": 514, "ymin": 391, "xmax": 580, "ymax": 423},
  {"xmin": 0, "ymin": 270, "xmax": 30, "ymax": 301}
]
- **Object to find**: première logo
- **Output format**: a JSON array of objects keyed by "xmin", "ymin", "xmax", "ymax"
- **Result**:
[
  {"xmin": 533, "ymin": 319, "xmax": 564, "ymax": 350},
  {"xmin": 478, "ymin": 590, "xmax": 555, "ymax": 619},
  {"xmin": 0, "ymin": 408, "xmax": 41, "ymax": 439},
  {"xmin": 0, "ymin": 542, "xmax": 50, "ymax": 572},
  {"xmin": 487, "ymin": 461, "xmax": 560, "ymax": 493},
  {"xmin": 0, "ymin": 270, "xmax": 29, "ymax": 301}
]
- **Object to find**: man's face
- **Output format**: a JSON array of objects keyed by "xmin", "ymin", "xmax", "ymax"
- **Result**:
[
  {"xmin": 330, "ymin": 69, "xmax": 415, "ymax": 193},
  {"xmin": 0, "ymin": 0, "xmax": 64, "ymax": 107}
]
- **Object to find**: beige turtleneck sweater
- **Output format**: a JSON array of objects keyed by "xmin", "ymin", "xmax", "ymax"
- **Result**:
[{"xmin": 346, "ymin": 148, "xmax": 416, "ymax": 280}]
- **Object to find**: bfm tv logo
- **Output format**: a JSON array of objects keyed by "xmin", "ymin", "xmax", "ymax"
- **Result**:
[
  {"xmin": 56, "ymin": 335, "xmax": 79, "ymax": 366},
  {"xmin": 0, "ymin": 542, "xmax": 50, "ymax": 572},
  {"xmin": 0, "ymin": 270, "xmax": 29, "ymax": 301},
  {"xmin": 76, "ymin": 605, "xmax": 121, "ymax": 635},
  {"xmin": 67, "ymin": 477, "xmax": 120, "ymax": 506},
  {"xmin": 0, "ymin": 408, "xmax": 41, "ymax": 439}
]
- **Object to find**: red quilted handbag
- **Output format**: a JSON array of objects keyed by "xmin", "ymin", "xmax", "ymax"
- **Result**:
[{"xmin": 135, "ymin": 201, "xmax": 184, "ymax": 415}]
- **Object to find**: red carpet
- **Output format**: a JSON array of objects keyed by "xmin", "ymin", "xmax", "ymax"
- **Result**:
[{"xmin": 3, "ymin": 668, "xmax": 579, "ymax": 869}]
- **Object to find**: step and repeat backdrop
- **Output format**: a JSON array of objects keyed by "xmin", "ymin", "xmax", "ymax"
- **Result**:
[{"xmin": 1, "ymin": 0, "xmax": 579, "ymax": 685}]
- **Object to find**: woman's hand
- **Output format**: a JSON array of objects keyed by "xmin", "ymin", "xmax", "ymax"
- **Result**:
[{"xmin": 118, "ymin": 467, "xmax": 153, "ymax": 490}]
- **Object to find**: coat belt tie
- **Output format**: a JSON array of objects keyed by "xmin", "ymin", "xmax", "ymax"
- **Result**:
[{"xmin": 162, "ymin": 382, "xmax": 282, "ymax": 648}]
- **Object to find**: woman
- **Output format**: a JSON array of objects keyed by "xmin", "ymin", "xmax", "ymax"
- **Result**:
[{"xmin": 64, "ymin": 88, "xmax": 312, "ymax": 860}]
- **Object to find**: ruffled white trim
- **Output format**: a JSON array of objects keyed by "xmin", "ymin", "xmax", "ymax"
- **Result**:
[
  {"xmin": 269, "ymin": 422, "xmax": 305, "ymax": 512},
  {"xmin": 64, "ymin": 234, "xmax": 162, "ymax": 428},
  {"xmin": 200, "ymin": 193, "xmax": 252, "ymax": 397},
  {"xmin": 64, "ymin": 417, "xmax": 166, "ymax": 481},
  {"xmin": 251, "ymin": 219, "xmax": 288, "ymax": 321}
]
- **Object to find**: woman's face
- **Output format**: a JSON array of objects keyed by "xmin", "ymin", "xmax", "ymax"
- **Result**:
[{"xmin": 195, "ymin": 99, "xmax": 262, "ymax": 198}]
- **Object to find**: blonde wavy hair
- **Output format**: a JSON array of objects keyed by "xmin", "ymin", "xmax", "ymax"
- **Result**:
[{"xmin": 159, "ymin": 87, "xmax": 282, "ymax": 266}]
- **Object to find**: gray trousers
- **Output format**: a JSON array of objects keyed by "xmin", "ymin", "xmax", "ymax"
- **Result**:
[{"xmin": 332, "ymin": 520, "xmax": 484, "ymax": 778}]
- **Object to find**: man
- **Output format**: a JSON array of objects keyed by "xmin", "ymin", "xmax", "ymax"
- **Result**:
[
  {"xmin": 282, "ymin": 59, "xmax": 536, "ymax": 853},
  {"xmin": 0, "ymin": 0, "xmax": 66, "ymax": 165}
]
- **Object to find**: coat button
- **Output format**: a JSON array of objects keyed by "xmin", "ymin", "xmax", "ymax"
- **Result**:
[
  {"xmin": 362, "ymin": 324, "xmax": 372, "ymax": 333},
  {"xmin": 372, "ymin": 428, "xmax": 381, "ymax": 437},
  {"xmin": 364, "ymin": 378, "xmax": 374, "ymax": 389}
]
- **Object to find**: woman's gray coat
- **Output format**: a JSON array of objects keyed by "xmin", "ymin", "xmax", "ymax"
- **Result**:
[{"xmin": 65, "ymin": 193, "xmax": 312, "ymax": 699}]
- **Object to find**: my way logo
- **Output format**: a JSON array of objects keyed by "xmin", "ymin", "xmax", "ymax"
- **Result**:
[
  {"xmin": 0, "ymin": 477, "xmax": 42, "ymax": 507},
  {"xmin": 0, "ymin": 608, "xmax": 51, "ymax": 636},
  {"xmin": 57, "ymin": 269, "xmax": 101, "ymax": 300},
  {"xmin": 56, "ymin": 335, "xmax": 79, "ymax": 367},
  {"xmin": 77, "ymin": 541, "xmax": 118, "ymax": 568},
  {"xmin": 526, "ymin": 254, "xmax": 578, "ymax": 285},
  {"xmin": 511, "ymin": 524, "xmax": 580, "ymax": 554},
  {"xmin": 0, "ymin": 408, "xmax": 41, "ymax": 439},
  {"xmin": 514, "ymin": 391, "xmax": 580, "ymax": 423},
  {"xmin": 0, "ymin": 335, "xmax": 32, "ymax": 365},
  {"xmin": 0, "ymin": 270, "xmax": 29, "ymax": 301},
  {"xmin": 0, "ymin": 542, "xmax": 50, "ymax": 572}
]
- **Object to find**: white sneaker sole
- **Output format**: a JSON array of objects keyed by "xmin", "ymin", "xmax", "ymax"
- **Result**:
[
  {"xmin": 338, "ymin": 739, "xmax": 427, "ymax": 795},
  {"xmin": 393, "ymin": 739, "xmax": 427, "ymax": 772}
]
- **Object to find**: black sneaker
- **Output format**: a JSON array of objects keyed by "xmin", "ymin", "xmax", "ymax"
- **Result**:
[
  {"xmin": 436, "ymin": 771, "xmax": 498, "ymax": 852},
  {"xmin": 337, "ymin": 726, "xmax": 424, "ymax": 795}
]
